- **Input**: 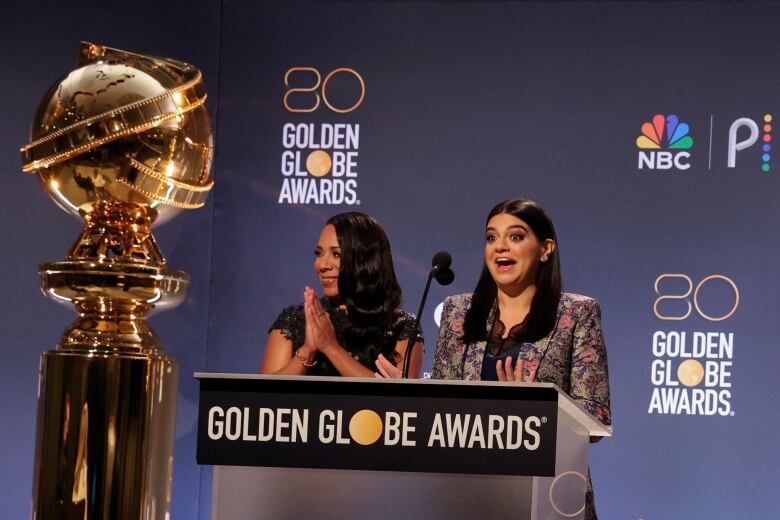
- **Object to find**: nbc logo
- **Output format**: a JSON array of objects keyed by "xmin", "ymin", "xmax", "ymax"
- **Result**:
[{"xmin": 636, "ymin": 114, "xmax": 693, "ymax": 170}]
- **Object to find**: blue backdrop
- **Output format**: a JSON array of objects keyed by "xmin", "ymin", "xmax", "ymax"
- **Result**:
[{"xmin": 2, "ymin": 1, "xmax": 779, "ymax": 519}]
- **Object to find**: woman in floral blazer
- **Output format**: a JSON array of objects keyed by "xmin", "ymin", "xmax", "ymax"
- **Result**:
[
  {"xmin": 431, "ymin": 292, "xmax": 611, "ymax": 425},
  {"xmin": 430, "ymin": 198, "xmax": 611, "ymax": 520}
]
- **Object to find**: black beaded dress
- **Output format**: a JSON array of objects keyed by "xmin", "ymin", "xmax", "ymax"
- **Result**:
[{"xmin": 269, "ymin": 297, "xmax": 419, "ymax": 376}]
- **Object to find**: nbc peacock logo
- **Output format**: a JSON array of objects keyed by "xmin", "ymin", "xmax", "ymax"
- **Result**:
[{"xmin": 636, "ymin": 114, "xmax": 693, "ymax": 170}]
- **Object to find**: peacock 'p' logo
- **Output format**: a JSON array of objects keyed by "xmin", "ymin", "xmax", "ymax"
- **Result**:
[{"xmin": 637, "ymin": 114, "xmax": 693, "ymax": 150}]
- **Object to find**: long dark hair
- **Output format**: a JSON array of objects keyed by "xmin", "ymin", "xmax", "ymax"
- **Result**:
[
  {"xmin": 462, "ymin": 199, "xmax": 562, "ymax": 343},
  {"xmin": 328, "ymin": 212, "xmax": 402, "ymax": 363}
]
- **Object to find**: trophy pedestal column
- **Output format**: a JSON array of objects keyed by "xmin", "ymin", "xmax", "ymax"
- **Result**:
[{"xmin": 33, "ymin": 352, "xmax": 177, "ymax": 520}]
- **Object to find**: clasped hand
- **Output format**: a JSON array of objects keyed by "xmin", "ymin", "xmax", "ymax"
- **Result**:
[
  {"xmin": 374, "ymin": 353, "xmax": 401, "ymax": 379},
  {"xmin": 303, "ymin": 286, "xmax": 338, "ymax": 352}
]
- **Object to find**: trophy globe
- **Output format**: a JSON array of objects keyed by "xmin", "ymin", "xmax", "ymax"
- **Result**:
[{"xmin": 21, "ymin": 42, "xmax": 214, "ymax": 518}]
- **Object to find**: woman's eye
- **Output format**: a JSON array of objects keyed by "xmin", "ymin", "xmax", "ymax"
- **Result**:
[
  {"xmin": 486, "ymin": 235, "xmax": 496, "ymax": 243},
  {"xmin": 510, "ymin": 233, "xmax": 524, "ymax": 241},
  {"xmin": 314, "ymin": 250, "xmax": 322, "ymax": 257},
  {"xmin": 333, "ymin": 251, "xmax": 341, "ymax": 259}
]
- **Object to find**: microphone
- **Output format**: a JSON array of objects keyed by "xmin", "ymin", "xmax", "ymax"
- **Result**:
[
  {"xmin": 431, "ymin": 251, "xmax": 452, "ymax": 271},
  {"xmin": 435, "ymin": 268, "xmax": 454, "ymax": 286},
  {"xmin": 401, "ymin": 252, "xmax": 455, "ymax": 378},
  {"xmin": 431, "ymin": 251, "xmax": 454, "ymax": 286}
]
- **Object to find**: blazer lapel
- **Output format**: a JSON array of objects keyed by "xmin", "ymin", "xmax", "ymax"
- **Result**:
[
  {"xmin": 461, "ymin": 340, "xmax": 486, "ymax": 381},
  {"xmin": 461, "ymin": 301, "xmax": 497, "ymax": 381}
]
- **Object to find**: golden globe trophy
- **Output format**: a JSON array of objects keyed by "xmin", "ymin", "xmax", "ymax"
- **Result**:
[{"xmin": 21, "ymin": 42, "xmax": 213, "ymax": 518}]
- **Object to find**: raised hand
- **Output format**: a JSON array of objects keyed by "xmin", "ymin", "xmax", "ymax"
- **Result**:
[
  {"xmin": 496, "ymin": 356, "xmax": 539, "ymax": 383},
  {"xmin": 303, "ymin": 286, "xmax": 338, "ymax": 352}
]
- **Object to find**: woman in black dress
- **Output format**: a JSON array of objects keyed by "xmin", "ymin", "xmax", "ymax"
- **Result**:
[{"xmin": 261, "ymin": 212, "xmax": 422, "ymax": 377}]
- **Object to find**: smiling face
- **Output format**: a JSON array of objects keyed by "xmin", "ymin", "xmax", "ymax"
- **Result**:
[
  {"xmin": 314, "ymin": 224, "xmax": 341, "ymax": 298},
  {"xmin": 484, "ymin": 212, "xmax": 554, "ymax": 293}
]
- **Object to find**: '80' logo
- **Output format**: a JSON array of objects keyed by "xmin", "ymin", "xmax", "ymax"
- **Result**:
[
  {"xmin": 283, "ymin": 67, "xmax": 366, "ymax": 114},
  {"xmin": 654, "ymin": 274, "xmax": 739, "ymax": 321}
]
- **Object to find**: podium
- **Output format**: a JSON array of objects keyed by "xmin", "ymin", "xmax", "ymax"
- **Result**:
[{"xmin": 196, "ymin": 373, "xmax": 611, "ymax": 520}]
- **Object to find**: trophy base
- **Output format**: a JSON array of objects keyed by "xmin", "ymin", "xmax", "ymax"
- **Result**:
[
  {"xmin": 40, "ymin": 260, "xmax": 189, "ymax": 312},
  {"xmin": 39, "ymin": 260, "xmax": 189, "ymax": 354}
]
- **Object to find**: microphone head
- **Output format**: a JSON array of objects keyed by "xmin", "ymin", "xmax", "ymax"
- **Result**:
[
  {"xmin": 431, "ymin": 251, "xmax": 452, "ymax": 270},
  {"xmin": 435, "ymin": 268, "xmax": 455, "ymax": 286}
]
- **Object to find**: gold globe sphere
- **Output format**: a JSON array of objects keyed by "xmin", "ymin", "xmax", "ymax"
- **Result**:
[{"xmin": 22, "ymin": 42, "xmax": 214, "ymax": 228}]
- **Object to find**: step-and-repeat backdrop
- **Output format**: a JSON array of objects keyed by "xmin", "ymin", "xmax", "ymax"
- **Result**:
[{"xmin": 3, "ymin": 2, "xmax": 778, "ymax": 519}]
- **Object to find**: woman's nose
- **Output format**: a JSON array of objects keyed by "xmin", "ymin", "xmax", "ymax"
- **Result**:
[{"xmin": 318, "ymin": 259, "xmax": 334, "ymax": 272}]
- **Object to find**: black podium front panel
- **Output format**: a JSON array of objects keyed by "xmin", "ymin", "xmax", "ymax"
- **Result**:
[{"xmin": 197, "ymin": 375, "xmax": 558, "ymax": 476}]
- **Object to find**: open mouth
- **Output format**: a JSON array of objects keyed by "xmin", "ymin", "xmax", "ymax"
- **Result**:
[{"xmin": 494, "ymin": 257, "xmax": 516, "ymax": 270}]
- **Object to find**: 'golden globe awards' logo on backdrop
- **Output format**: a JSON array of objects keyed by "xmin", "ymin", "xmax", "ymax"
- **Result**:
[
  {"xmin": 649, "ymin": 274, "xmax": 739, "ymax": 416},
  {"xmin": 278, "ymin": 67, "xmax": 365, "ymax": 205}
]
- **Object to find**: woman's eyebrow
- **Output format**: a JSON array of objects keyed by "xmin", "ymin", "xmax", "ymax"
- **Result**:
[{"xmin": 486, "ymin": 224, "xmax": 528, "ymax": 232}]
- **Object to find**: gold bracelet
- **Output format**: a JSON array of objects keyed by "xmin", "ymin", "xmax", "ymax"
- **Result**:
[{"xmin": 295, "ymin": 348, "xmax": 318, "ymax": 368}]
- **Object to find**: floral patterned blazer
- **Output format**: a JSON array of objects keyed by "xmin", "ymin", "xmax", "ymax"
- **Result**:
[{"xmin": 431, "ymin": 292, "xmax": 611, "ymax": 427}]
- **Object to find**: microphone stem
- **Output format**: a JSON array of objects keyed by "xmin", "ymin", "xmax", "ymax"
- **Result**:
[{"xmin": 401, "ymin": 269, "xmax": 435, "ymax": 378}]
